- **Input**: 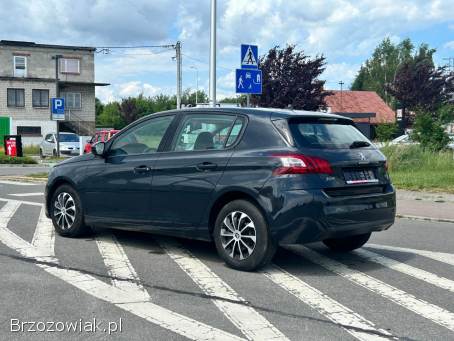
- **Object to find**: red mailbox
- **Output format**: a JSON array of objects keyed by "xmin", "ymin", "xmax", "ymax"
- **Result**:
[{"xmin": 4, "ymin": 135, "xmax": 23, "ymax": 157}]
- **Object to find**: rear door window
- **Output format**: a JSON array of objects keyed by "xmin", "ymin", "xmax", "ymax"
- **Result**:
[
  {"xmin": 289, "ymin": 118, "xmax": 371, "ymax": 149},
  {"xmin": 173, "ymin": 114, "xmax": 242, "ymax": 151}
]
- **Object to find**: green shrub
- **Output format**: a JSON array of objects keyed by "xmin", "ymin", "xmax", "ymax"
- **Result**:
[
  {"xmin": 23, "ymin": 144, "xmax": 40, "ymax": 156},
  {"xmin": 411, "ymin": 112, "xmax": 449, "ymax": 151},
  {"xmin": 375, "ymin": 123, "xmax": 398, "ymax": 141},
  {"xmin": 0, "ymin": 155, "xmax": 37, "ymax": 164}
]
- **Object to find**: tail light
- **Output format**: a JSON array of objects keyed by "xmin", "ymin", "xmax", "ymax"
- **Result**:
[{"xmin": 272, "ymin": 153, "xmax": 333, "ymax": 175}]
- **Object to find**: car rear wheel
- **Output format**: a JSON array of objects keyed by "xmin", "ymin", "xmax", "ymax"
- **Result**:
[
  {"xmin": 213, "ymin": 200, "xmax": 276, "ymax": 271},
  {"xmin": 323, "ymin": 232, "xmax": 371, "ymax": 252},
  {"xmin": 50, "ymin": 184, "xmax": 90, "ymax": 237}
]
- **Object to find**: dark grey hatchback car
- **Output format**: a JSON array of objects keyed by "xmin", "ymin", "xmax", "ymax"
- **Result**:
[{"xmin": 45, "ymin": 108, "xmax": 395, "ymax": 271}]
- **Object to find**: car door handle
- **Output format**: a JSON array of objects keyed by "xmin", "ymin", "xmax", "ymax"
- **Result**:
[
  {"xmin": 196, "ymin": 162, "xmax": 218, "ymax": 171},
  {"xmin": 134, "ymin": 165, "xmax": 151, "ymax": 174}
]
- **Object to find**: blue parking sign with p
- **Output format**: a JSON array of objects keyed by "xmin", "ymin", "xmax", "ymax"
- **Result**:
[{"xmin": 51, "ymin": 98, "xmax": 65, "ymax": 120}]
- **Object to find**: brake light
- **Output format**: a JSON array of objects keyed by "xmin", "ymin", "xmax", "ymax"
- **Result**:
[{"xmin": 272, "ymin": 153, "xmax": 333, "ymax": 175}]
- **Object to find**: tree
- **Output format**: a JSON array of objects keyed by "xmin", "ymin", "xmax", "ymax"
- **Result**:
[
  {"xmin": 96, "ymin": 102, "xmax": 124, "ymax": 129},
  {"xmin": 351, "ymin": 37, "xmax": 415, "ymax": 107},
  {"xmin": 95, "ymin": 97, "xmax": 104, "ymax": 120},
  {"xmin": 119, "ymin": 97, "xmax": 141, "ymax": 125},
  {"xmin": 252, "ymin": 45, "xmax": 329, "ymax": 110}
]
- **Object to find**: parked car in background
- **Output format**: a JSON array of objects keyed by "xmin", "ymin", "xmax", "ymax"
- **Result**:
[
  {"xmin": 40, "ymin": 133, "xmax": 80, "ymax": 158},
  {"xmin": 390, "ymin": 134, "xmax": 417, "ymax": 146},
  {"xmin": 84, "ymin": 130, "xmax": 119, "ymax": 154},
  {"xmin": 45, "ymin": 108, "xmax": 395, "ymax": 271}
]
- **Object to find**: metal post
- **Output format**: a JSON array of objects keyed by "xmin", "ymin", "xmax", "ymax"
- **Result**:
[
  {"xmin": 246, "ymin": 94, "xmax": 250, "ymax": 107},
  {"xmin": 209, "ymin": 0, "xmax": 217, "ymax": 107},
  {"xmin": 176, "ymin": 41, "xmax": 182, "ymax": 109},
  {"xmin": 190, "ymin": 66, "xmax": 198, "ymax": 105},
  {"xmin": 53, "ymin": 55, "xmax": 63, "ymax": 158}
]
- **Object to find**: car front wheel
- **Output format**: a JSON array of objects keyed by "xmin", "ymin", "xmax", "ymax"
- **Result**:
[
  {"xmin": 50, "ymin": 184, "xmax": 90, "ymax": 237},
  {"xmin": 323, "ymin": 232, "xmax": 371, "ymax": 252},
  {"xmin": 213, "ymin": 200, "xmax": 276, "ymax": 271}
]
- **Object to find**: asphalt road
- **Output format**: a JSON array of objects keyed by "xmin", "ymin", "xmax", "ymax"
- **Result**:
[
  {"xmin": 0, "ymin": 166, "xmax": 50, "ymax": 176},
  {"xmin": 0, "ymin": 180, "xmax": 453, "ymax": 340}
]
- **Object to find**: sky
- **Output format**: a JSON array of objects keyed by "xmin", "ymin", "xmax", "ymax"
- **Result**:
[{"xmin": 1, "ymin": 0, "xmax": 454, "ymax": 103}]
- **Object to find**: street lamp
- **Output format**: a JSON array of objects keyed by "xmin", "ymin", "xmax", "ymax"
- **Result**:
[{"xmin": 190, "ymin": 66, "xmax": 199, "ymax": 105}]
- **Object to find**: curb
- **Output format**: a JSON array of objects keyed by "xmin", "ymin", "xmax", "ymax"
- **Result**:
[
  {"xmin": 396, "ymin": 214, "xmax": 454, "ymax": 224},
  {"xmin": 0, "ymin": 176, "xmax": 47, "ymax": 184}
]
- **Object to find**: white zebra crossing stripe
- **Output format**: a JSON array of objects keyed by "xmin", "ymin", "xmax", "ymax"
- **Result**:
[
  {"xmin": 0, "ymin": 201, "xmax": 245, "ymax": 341},
  {"xmin": 0, "ymin": 180, "xmax": 36, "ymax": 186},
  {"xmin": 289, "ymin": 246, "xmax": 454, "ymax": 332},
  {"xmin": 368, "ymin": 244, "xmax": 454, "ymax": 267},
  {"xmin": 0, "ymin": 197, "xmax": 42, "ymax": 207},
  {"xmin": 354, "ymin": 249, "xmax": 454, "ymax": 293},
  {"xmin": 31, "ymin": 207, "xmax": 55, "ymax": 259},
  {"xmin": 159, "ymin": 238, "xmax": 288, "ymax": 341},
  {"xmin": 263, "ymin": 265, "xmax": 396, "ymax": 341},
  {"xmin": 95, "ymin": 233, "xmax": 149, "ymax": 300},
  {"xmin": 10, "ymin": 192, "xmax": 44, "ymax": 197}
]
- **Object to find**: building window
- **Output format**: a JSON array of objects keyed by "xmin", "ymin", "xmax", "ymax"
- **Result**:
[
  {"xmin": 14, "ymin": 56, "xmax": 27, "ymax": 77},
  {"xmin": 32, "ymin": 89, "xmax": 49, "ymax": 107},
  {"xmin": 7, "ymin": 88, "xmax": 25, "ymax": 107},
  {"xmin": 63, "ymin": 92, "xmax": 82, "ymax": 109},
  {"xmin": 60, "ymin": 58, "xmax": 80, "ymax": 74},
  {"xmin": 17, "ymin": 126, "xmax": 42, "ymax": 137}
]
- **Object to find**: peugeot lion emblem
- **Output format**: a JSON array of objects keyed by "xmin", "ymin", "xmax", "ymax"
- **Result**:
[{"xmin": 358, "ymin": 152, "xmax": 366, "ymax": 161}]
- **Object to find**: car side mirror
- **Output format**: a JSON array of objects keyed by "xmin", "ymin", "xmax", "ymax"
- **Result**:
[{"xmin": 91, "ymin": 142, "xmax": 106, "ymax": 157}]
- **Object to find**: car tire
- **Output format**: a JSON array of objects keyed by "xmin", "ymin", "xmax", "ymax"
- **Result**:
[
  {"xmin": 39, "ymin": 149, "xmax": 45, "ymax": 159},
  {"xmin": 213, "ymin": 199, "xmax": 276, "ymax": 271},
  {"xmin": 323, "ymin": 232, "xmax": 371, "ymax": 252},
  {"xmin": 50, "ymin": 184, "xmax": 91, "ymax": 237}
]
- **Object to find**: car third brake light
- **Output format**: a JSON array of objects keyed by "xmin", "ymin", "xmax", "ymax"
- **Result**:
[{"xmin": 272, "ymin": 153, "xmax": 333, "ymax": 175}]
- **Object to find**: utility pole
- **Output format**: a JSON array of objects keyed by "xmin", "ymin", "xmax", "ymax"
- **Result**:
[
  {"xmin": 175, "ymin": 41, "xmax": 182, "ymax": 109},
  {"xmin": 209, "ymin": 0, "xmax": 217, "ymax": 107},
  {"xmin": 339, "ymin": 80, "xmax": 344, "ymax": 111},
  {"xmin": 52, "ymin": 54, "xmax": 63, "ymax": 157},
  {"xmin": 190, "ymin": 66, "xmax": 199, "ymax": 105}
]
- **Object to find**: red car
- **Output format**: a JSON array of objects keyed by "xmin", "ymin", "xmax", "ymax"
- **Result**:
[{"xmin": 84, "ymin": 130, "xmax": 119, "ymax": 154}]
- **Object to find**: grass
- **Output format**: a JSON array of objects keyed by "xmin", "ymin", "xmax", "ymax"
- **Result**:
[
  {"xmin": 0, "ymin": 154, "xmax": 37, "ymax": 165},
  {"xmin": 381, "ymin": 145, "xmax": 454, "ymax": 193},
  {"xmin": 23, "ymin": 144, "xmax": 40, "ymax": 156},
  {"xmin": 27, "ymin": 172, "xmax": 49, "ymax": 179}
]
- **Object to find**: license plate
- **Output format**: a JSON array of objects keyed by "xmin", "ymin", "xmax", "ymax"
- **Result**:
[{"xmin": 343, "ymin": 169, "xmax": 378, "ymax": 184}]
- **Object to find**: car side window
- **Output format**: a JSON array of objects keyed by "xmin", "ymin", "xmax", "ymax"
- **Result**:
[
  {"xmin": 173, "ymin": 114, "xmax": 237, "ymax": 152},
  {"xmin": 109, "ymin": 115, "xmax": 174, "ymax": 156},
  {"xmin": 226, "ymin": 118, "xmax": 245, "ymax": 147}
]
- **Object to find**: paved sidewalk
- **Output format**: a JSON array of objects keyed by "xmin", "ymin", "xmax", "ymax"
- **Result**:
[{"xmin": 397, "ymin": 190, "xmax": 454, "ymax": 223}]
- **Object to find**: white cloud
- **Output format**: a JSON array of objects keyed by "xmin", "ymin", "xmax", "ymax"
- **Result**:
[{"xmin": 444, "ymin": 41, "xmax": 454, "ymax": 50}]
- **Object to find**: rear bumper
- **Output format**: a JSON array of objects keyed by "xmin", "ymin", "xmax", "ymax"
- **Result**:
[{"xmin": 266, "ymin": 186, "xmax": 396, "ymax": 245}]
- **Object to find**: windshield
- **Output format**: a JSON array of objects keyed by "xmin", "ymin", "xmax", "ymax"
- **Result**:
[
  {"xmin": 59, "ymin": 134, "xmax": 79, "ymax": 142},
  {"xmin": 289, "ymin": 118, "xmax": 371, "ymax": 149}
]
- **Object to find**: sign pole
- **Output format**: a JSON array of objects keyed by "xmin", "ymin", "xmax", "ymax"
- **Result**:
[
  {"xmin": 209, "ymin": 0, "xmax": 217, "ymax": 107},
  {"xmin": 246, "ymin": 94, "xmax": 250, "ymax": 107},
  {"xmin": 53, "ymin": 55, "xmax": 63, "ymax": 158}
]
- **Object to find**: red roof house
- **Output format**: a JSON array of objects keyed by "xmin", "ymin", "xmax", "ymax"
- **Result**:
[{"xmin": 324, "ymin": 91, "xmax": 395, "ymax": 124}]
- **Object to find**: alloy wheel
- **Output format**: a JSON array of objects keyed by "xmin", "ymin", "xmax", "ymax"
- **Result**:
[
  {"xmin": 220, "ymin": 211, "xmax": 256, "ymax": 260},
  {"xmin": 53, "ymin": 192, "xmax": 76, "ymax": 230}
]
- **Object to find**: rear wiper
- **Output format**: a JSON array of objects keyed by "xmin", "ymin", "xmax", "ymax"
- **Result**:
[{"xmin": 350, "ymin": 140, "xmax": 371, "ymax": 149}]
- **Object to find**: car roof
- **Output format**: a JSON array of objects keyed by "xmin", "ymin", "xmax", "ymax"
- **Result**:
[{"xmin": 148, "ymin": 107, "xmax": 351, "ymax": 121}]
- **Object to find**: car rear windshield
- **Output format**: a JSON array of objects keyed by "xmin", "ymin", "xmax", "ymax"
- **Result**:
[
  {"xmin": 289, "ymin": 117, "xmax": 371, "ymax": 149},
  {"xmin": 59, "ymin": 134, "xmax": 79, "ymax": 142}
]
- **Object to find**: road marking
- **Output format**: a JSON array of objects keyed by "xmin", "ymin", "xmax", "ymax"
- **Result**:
[
  {"xmin": 368, "ymin": 244, "xmax": 454, "ymax": 267},
  {"xmin": 0, "ymin": 180, "xmax": 37, "ymax": 186},
  {"xmin": 31, "ymin": 206, "xmax": 55, "ymax": 259},
  {"xmin": 95, "ymin": 233, "xmax": 149, "ymax": 300},
  {"xmin": 159, "ymin": 238, "xmax": 288, "ymax": 341},
  {"xmin": 354, "ymin": 249, "xmax": 454, "ymax": 293},
  {"xmin": 10, "ymin": 192, "xmax": 44, "ymax": 197},
  {"xmin": 0, "ymin": 197, "xmax": 43, "ymax": 207},
  {"xmin": 288, "ymin": 246, "xmax": 454, "ymax": 332},
  {"xmin": 0, "ymin": 200, "xmax": 245, "ymax": 340},
  {"xmin": 263, "ymin": 265, "xmax": 396, "ymax": 341}
]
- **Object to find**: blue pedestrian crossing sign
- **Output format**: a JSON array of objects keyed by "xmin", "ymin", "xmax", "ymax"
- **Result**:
[
  {"xmin": 236, "ymin": 69, "xmax": 262, "ymax": 94},
  {"xmin": 241, "ymin": 44, "xmax": 258, "ymax": 69}
]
